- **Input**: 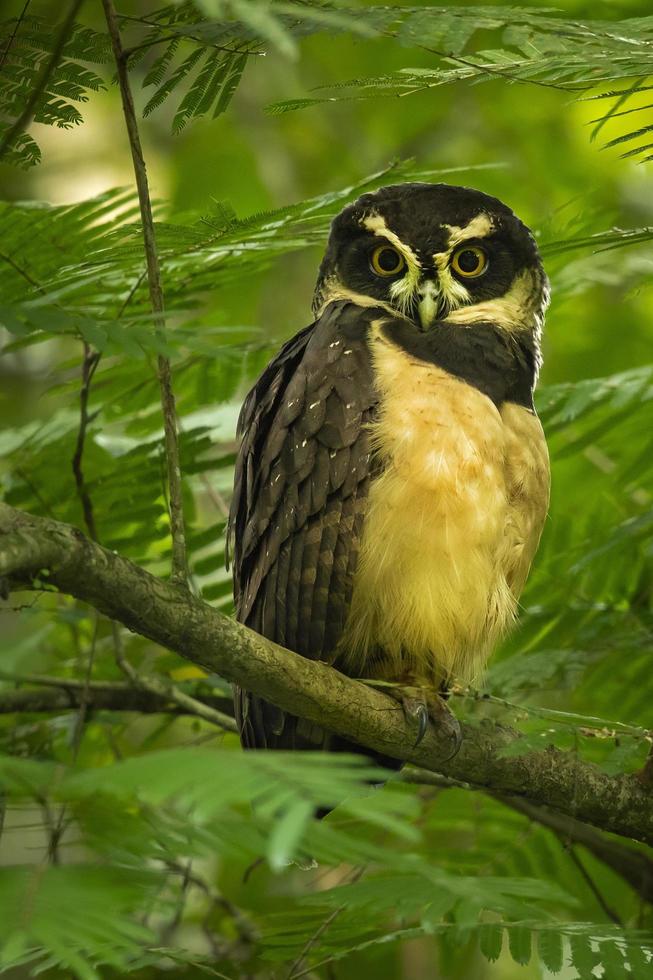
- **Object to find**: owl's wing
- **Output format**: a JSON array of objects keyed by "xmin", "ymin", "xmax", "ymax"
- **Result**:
[{"xmin": 228, "ymin": 301, "xmax": 379, "ymax": 750}]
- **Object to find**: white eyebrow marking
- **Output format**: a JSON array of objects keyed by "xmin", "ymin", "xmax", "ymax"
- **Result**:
[
  {"xmin": 362, "ymin": 212, "xmax": 421, "ymax": 268},
  {"xmin": 362, "ymin": 212, "xmax": 422, "ymax": 317},
  {"xmin": 429, "ymin": 212, "xmax": 494, "ymax": 311},
  {"xmin": 441, "ymin": 212, "xmax": 494, "ymax": 248}
]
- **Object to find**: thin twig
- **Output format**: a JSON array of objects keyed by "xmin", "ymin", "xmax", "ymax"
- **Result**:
[
  {"xmin": 112, "ymin": 622, "xmax": 236, "ymax": 732},
  {"xmin": 123, "ymin": 27, "xmax": 259, "ymax": 62},
  {"xmin": 0, "ymin": 0, "xmax": 85, "ymax": 162},
  {"xmin": 501, "ymin": 793, "xmax": 653, "ymax": 907},
  {"xmin": 416, "ymin": 44, "xmax": 583, "ymax": 93},
  {"xmin": 14, "ymin": 468, "xmax": 54, "ymax": 518},
  {"xmin": 165, "ymin": 859, "xmax": 257, "ymax": 948},
  {"xmin": 48, "ymin": 613, "xmax": 99, "ymax": 863},
  {"xmin": 102, "ymin": 0, "xmax": 188, "ymax": 588},
  {"xmin": 116, "ymin": 269, "xmax": 147, "ymax": 317},
  {"xmin": 67, "ymin": 616, "xmax": 99, "ymax": 751},
  {"xmin": 567, "ymin": 846, "xmax": 623, "ymax": 925},
  {"xmin": 199, "ymin": 472, "xmax": 230, "ymax": 518},
  {"xmin": 0, "ymin": 1, "xmax": 31, "ymax": 74},
  {"xmin": 286, "ymin": 867, "xmax": 366, "ymax": 979},
  {"xmin": 452, "ymin": 685, "xmax": 649, "ymax": 740},
  {"xmin": 403, "ymin": 768, "xmax": 653, "ymax": 907},
  {"xmin": 71, "ymin": 342, "xmax": 101, "ymax": 541},
  {"xmin": 159, "ymin": 859, "xmax": 194, "ymax": 944},
  {"xmin": 0, "ymin": 679, "xmax": 234, "ymax": 719},
  {"xmin": 0, "ymin": 670, "xmax": 110, "ymax": 690},
  {"xmin": 0, "ymin": 252, "xmax": 45, "ymax": 292}
]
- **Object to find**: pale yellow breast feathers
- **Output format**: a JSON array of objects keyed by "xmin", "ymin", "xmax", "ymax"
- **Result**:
[{"xmin": 339, "ymin": 325, "xmax": 550, "ymax": 687}]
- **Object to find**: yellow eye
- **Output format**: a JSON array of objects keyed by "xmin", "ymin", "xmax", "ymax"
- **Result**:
[
  {"xmin": 451, "ymin": 246, "xmax": 488, "ymax": 278},
  {"xmin": 370, "ymin": 245, "xmax": 406, "ymax": 277}
]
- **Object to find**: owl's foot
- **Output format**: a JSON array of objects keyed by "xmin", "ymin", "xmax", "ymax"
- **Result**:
[{"xmin": 390, "ymin": 685, "xmax": 461, "ymax": 758}]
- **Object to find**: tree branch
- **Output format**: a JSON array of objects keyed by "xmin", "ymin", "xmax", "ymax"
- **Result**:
[
  {"xmin": 101, "ymin": 0, "xmax": 188, "ymax": 587},
  {"xmin": 1, "ymin": 502, "xmax": 652, "ymax": 845},
  {"xmin": 0, "ymin": 679, "xmax": 234, "ymax": 722}
]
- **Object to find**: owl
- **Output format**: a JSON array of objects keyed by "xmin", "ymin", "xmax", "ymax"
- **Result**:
[{"xmin": 228, "ymin": 182, "xmax": 550, "ymax": 762}]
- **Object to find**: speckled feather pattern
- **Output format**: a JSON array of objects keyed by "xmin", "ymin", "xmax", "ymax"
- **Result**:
[{"xmin": 230, "ymin": 302, "xmax": 386, "ymax": 753}]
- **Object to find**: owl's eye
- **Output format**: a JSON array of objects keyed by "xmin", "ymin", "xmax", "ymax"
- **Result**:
[
  {"xmin": 451, "ymin": 246, "xmax": 488, "ymax": 278},
  {"xmin": 370, "ymin": 245, "xmax": 406, "ymax": 277}
]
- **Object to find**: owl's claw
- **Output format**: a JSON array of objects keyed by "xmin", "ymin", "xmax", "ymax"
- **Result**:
[
  {"xmin": 413, "ymin": 702, "xmax": 429, "ymax": 747},
  {"xmin": 394, "ymin": 687, "xmax": 462, "ymax": 759}
]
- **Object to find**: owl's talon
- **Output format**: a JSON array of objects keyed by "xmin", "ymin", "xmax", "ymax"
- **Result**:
[
  {"xmin": 397, "ymin": 697, "xmax": 430, "ymax": 747},
  {"xmin": 414, "ymin": 703, "xmax": 429, "ymax": 747},
  {"xmin": 393, "ymin": 687, "xmax": 462, "ymax": 758}
]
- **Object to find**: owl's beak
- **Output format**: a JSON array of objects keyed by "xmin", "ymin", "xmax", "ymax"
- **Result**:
[{"xmin": 416, "ymin": 280, "xmax": 441, "ymax": 330}]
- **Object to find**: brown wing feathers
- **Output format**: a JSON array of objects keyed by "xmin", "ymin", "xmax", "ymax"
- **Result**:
[{"xmin": 229, "ymin": 301, "xmax": 379, "ymax": 750}]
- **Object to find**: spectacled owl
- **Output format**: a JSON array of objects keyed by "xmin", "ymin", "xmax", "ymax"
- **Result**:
[{"xmin": 229, "ymin": 182, "xmax": 550, "ymax": 762}]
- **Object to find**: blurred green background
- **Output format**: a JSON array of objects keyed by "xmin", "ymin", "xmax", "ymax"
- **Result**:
[{"xmin": 1, "ymin": 1, "xmax": 653, "ymax": 978}]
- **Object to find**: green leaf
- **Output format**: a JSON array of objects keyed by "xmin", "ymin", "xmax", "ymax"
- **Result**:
[
  {"xmin": 0, "ymin": 866, "xmax": 158, "ymax": 978},
  {"xmin": 600, "ymin": 939, "xmax": 627, "ymax": 980},
  {"xmin": 143, "ymin": 47, "xmax": 204, "ymax": 118},
  {"xmin": 261, "ymin": 6, "xmax": 653, "ymax": 161},
  {"xmin": 0, "ymin": 754, "xmax": 57, "ymax": 795},
  {"xmin": 479, "ymin": 923, "xmax": 503, "ymax": 962},
  {"xmin": 0, "ymin": 13, "xmax": 108, "ymax": 167},
  {"xmin": 508, "ymin": 925, "xmax": 532, "ymax": 966},
  {"xmin": 538, "ymin": 929, "xmax": 565, "ymax": 974},
  {"xmin": 267, "ymin": 798, "xmax": 314, "ymax": 869},
  {"xmin": 229, "ymin": 0, "xmax": 297, "ymax": 59},
  {"xmin": 570, "ymin": 932, "xmax": 600, "ymax": 978}
]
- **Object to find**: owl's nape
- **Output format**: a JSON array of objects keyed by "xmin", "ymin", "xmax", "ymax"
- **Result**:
[{"xmin": 230, "ymin": 182, "xmax": 550, "ymax": 770}]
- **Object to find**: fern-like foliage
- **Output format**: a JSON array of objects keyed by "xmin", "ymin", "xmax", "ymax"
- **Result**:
[
  {"xmin": 268, "ymin": 6, "xmax": 653, "ymax": 162},
  {"xmin": 0, "ymin": 866, "xmax": 162, "ymax": 977},
  {"xmin": 0, "ymin": 163, "xmax": 480, "ymax": 600},
  {"xmin": 0, "ymin": 0, "xmax": 389, "ymax": 164},
  {"xmin": 134, "ymin": 2, "xmax": 264, "ymax": 132},
  {"xmin": 3, "ymin": 746, "xmax": 651, "ymax": 978},
  {"xmin": 4, "ymin": 3, "xmax": 653, "ymax": 167},
  {"xmin": 0, "ymin": 11, "xmax": 109, "ymax": 167}
]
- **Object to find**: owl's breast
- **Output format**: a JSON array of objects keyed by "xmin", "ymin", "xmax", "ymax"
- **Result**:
[{"xmin": 338, "ymin": 327, "xmax": 550, "ymax": 686}]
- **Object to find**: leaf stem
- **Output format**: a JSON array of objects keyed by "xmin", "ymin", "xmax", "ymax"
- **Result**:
[{"xmin": 101, "ymin": 0, "xmax": 189, "ymax": 588}]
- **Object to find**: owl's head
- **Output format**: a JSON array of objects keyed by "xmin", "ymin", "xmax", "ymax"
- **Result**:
[{"xmin": 313, "ymin": 182, "xmax": 548, "ymax": 344}]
